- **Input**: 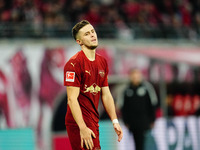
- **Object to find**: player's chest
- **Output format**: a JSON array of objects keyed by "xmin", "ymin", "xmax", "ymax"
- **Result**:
[{"xmin": 81, "ymin": 61, "xmax": 106, "ymax": 82}]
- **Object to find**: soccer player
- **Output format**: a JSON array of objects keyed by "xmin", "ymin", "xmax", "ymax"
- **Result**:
[{"xmin": 64, "ymin": 20, "xmax": 123, "ymax": 150}]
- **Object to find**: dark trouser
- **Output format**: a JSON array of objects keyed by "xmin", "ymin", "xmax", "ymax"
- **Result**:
[{"xmin": 131, "ymin": 128, "xmax": 146, "ymax": 150}]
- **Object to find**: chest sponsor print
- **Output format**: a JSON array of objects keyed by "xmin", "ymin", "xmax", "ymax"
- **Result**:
[{"xmin": 84, "ymin": 83, "xmax": 101, "ymax": 95}]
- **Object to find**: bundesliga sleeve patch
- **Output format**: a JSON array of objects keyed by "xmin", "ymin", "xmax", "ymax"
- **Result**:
[{"xmin": 66, "ymin": 71, "xmax": 75, "ymax": 82}]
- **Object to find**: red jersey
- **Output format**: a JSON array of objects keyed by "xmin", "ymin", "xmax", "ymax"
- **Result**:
[{"xmin": 64, "ymin": 50, "xmax": 109, "ymax": 127}]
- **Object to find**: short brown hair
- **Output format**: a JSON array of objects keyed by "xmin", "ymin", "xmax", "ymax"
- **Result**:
[{"xmin": 72, "ymin": 20, "xmax": 90, "ymax": 40}]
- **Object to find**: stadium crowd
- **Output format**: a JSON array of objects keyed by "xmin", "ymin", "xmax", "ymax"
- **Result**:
[{"xmin": 0, "ymin": 0, "xmax": 200, "ymax": 38}]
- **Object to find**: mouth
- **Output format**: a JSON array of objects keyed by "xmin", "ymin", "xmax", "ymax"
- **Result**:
[{"xmin": 91, "ymin": 39, "xmax": 96, "ymax": 42}]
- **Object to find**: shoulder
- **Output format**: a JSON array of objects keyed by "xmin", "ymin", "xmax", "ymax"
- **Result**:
[
  {"xmin": 96, "ymin": 53, "xmax": 106, "ymax": 61},
  {"xmin": 142, "ymin": 81, "xmax": 156, "ymax": 93},
  {"xmin": 64, "ymin": 51, "xmax": 83, "ymax": 71},
  {"xmin": 124, "ymin": 84, "xmax": 132, "ymax": 93},
  {"xmin": 124, "ymin": 86, "xmax": 134, "ymax": 97},
  {"xmin": 143, "ymin": 81, "xmax": 154, "ymax": 89},
  {"xmin": 65, "ymin": 51, "xmax": 82, "ymax": 66},
  {"xmin": 69, "ymin": 51, "xmax": 83, "ymax": 62},
  {"xmin": 96, "ymin": 53, "xmax": 107, "ymax": 65}
]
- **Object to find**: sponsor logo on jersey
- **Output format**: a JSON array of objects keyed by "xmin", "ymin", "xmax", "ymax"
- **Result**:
[
  {"xmin": 70, "ymin": 62, "xmax": 76, "ymax": 67},
  {"xmin": 85, "ymin": 70, "xmax": 91, "ymax": 75},
  {"xmin": 137, "ymin": 87, "xmax": 146, "ymax": 96},
  {"xmin": 66, "ymin": 71, "xmax": 75, "ymax": 82},
  {"xmin": 99, "ymin": 70, "xmax": 105, "ymax": 78},
  {"xmin": 84, "ymin": 83, "xmax": 101, "ymax": 95}
]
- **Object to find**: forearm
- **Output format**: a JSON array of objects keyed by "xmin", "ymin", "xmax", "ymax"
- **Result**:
[
  {"xmin": 103, "ymin": 93, "xmax": 123, "ymax": 142},
  {"xmin": 102, "ymin": 87, "xmax": 123, "ymax": 142},
  {"xmin": 68, "ymin": 98, "xmax": 87, "ymax": 129},
  {"xmin": 102, "ymin": 92, "xmax": 118, "ymax": 121}
]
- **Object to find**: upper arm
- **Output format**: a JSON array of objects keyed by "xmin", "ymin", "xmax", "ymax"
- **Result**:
[
  {"xmin": 101, "ymin": 86, "xmax": 112, "ymax": 101},
  {"xmin": 145, "ymin": 82, "xmax": 158, "ymax": 106},
  {"xmin": 64, "ymin": 60, "xmax": 81, "ymax": 87},
  {"xmin": 66, "ymin": 86, "xmax": 80, "ymax": 100}
]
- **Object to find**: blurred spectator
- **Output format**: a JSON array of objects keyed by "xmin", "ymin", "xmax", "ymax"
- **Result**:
[
  {"xmin": 121, "ymin": 68, "xmax": 158, "ymax": 150},
  {"xmin": 84, "ymin": 3, "xmax": 102, "ymax": 26},
  {"xmin": 0, "ymin": 0, "xmax": 200, "ymax": 38},
  {"xmin": 179, "ymin": 0, "xmax": 192, "ymax": 27}
]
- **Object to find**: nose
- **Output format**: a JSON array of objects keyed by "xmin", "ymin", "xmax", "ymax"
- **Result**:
[{"xmin": 91, "ymin": 32, "xmax": 95, "ymax": 37}]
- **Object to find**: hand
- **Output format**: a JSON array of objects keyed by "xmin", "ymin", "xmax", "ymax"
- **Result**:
[
  {"xmin": 125, "ymin": 123, "xmax": 130, "ymax": 129},
  {"xmin": 80, "ymin": 126, "xmax": 96, "ymax": 150},
  {"xmin": 150, "ymin": 122, "xmax": 155, "ymax": 129},
  {"xmin": 113, "ymin": 123, "xmax": 123, "ymax": 142}
]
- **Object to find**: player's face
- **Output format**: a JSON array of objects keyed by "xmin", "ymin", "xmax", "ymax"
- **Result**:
[
  {"xmin": 130, "ymin": 70, "xmax": 142, "ymax": 85},
  {"xmin": 77, "ymin": 24, "xmax": 98, "ymax": 50}
]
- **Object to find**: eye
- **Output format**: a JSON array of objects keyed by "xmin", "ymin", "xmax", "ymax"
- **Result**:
[{"xmin": 84, "ymin": 32, "xmax": 90, "ymax": 36}]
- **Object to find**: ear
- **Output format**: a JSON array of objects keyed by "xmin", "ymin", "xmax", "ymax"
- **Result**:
[{"xmin": 76, "ymin": 39, "xmax": 83, "ymax": 46}]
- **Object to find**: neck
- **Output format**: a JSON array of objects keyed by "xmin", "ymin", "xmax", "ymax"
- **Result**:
[
  {"xmin": 131, "ymin": 81, "xmax": 141, "ymax": 86},
  {"xmin": 82, "ymin": 46, "xmax": 96, "ymax": 61}
]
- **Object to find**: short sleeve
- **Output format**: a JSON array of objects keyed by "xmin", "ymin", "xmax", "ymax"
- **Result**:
[{"xmin": 64, "ymin": 60, "xmax": 81, "ymax": 87}]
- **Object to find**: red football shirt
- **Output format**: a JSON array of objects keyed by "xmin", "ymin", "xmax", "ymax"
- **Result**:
[{"xmin": 64, "ymin": 50, "xmax": 109, "ymax": 127}]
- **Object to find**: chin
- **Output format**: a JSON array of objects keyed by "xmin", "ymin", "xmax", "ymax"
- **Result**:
[{"xmin": 88, "ymin": 45, "xmax": 98, "ymax": 50}]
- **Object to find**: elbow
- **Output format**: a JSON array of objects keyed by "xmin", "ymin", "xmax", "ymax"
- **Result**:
[
  {"xmin": 67, "ymin": 96, "xmax": 74, "ymax": 106},
  {"xmin": 67, "ymin": 95, "xmax": 78, "ymax": 106}
]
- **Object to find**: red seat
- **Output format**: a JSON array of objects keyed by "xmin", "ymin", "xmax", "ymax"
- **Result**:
[
  {"xmin": 191, "ymin": 95, "xmax": 200, "ymax": 115},
  {"xmin": 182, "ymin": 95, "xmax": 192, "ymax": 116},
  {"xmin": 172, "ymin": 94, "xmax": 184, "ymax": 116}
]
